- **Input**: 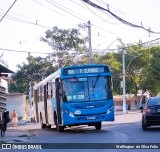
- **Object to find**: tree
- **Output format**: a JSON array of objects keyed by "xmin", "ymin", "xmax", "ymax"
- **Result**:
[
  {"xmin": 79, "ymin": 52, "xmax": 122, "ymax": 95},
  {"xmin": 124, "ymin": 44, "xmax": 150, "ymax": 95},
  {"xmin": 41, "ymin": 26, "xmax": 88, "ymax": 68},
  {"xmin": 9, "ymin": 26, "xmax": 88, "ymax": 94},
  {"xmin": 74, "ymin": 42, "xmax": 160, "ymax": 96},
  {"xmin": 9, "ymin": 24, "xmax": 160, "ymax": 96},
  {"xmin": 9, "ymin": 56, "xmax": 55, "ymax": 94},
  {"xmin": 142, "ymin": 46, "xmax": 160, "ymax": 95}
]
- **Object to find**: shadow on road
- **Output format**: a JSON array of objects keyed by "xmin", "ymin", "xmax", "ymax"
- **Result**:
[
  {"xmin": 38, "ymin": 125, "xmax": 110, "ymax": 134},
  {"xmin": 145, "ymin": 126, "xmax": 160, "ymax": 131},
  {"xmin": 17, "ymin": 122, "xmax": 160, "ymax": 135}
]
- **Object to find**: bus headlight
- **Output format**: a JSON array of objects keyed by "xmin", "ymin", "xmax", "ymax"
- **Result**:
[
  {"xmin": 69, "ymin": 112, "xmax": 74, "ymax": 117},
  {"xmin": 74, "ymin": 110, "xmax": 81, "ymax": 115}
]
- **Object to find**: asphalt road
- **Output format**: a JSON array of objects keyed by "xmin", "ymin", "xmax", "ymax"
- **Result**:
[
  {"xmin": 1, "ymin": 121, "xmax": 160, "ymax": 152},
  {"xmin": 1, "ymin": 111, "xmax": 160, "ymax": 152}
]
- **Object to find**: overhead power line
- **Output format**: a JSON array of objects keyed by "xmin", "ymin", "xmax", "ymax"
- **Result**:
[
  {"xmin": 44, "ymin": 0, "xmax": 114, "ymax": 34},
  {"xmin": 116, "ymin": 37, "xmax": 160, "ymax": 51},
  {"xmin": 32, "ymin": 0, "xmax": 65, "ymax": 17},
  {"xmin": 0, "ymin": 48, "xmax": 52, "ymax": 54},
  {"xmin": 45, "ymin": 0, "xmax": 86, "ymax": 22},
  {"xmin": 81, "ymin": 0, "xmax": 160, "ymax": 34},
  {"xmin": 96, "ymin": 0, "xmax": 126, "ymax": 15},
  {"xmin": 130, "ymin": 37, "xmax": 160, "ymax": 47},
  {"xmin": 70, "ymin": 0, "xmax": 86, "ymax": 9},
  {"xmin": 0, "ymin": 0, "xmax": 17, "ymax": 22},
  {"xmin": 92, "ymin": 37, "xmax": 160, "ymax": 54},
  {"xmin": 81, "ymin": 0, "xmax": 120, "ymax": 25},
  {"xmin": 1, "ymin": 37, "xmax": 160, "ymax": 55},
  {"xmin": 0, "ymin": 11, "xmax": 50, "ymax": 29},
  {"xmin": 0, "ymin": 8, "xmax": 34, "ymax": 20}
]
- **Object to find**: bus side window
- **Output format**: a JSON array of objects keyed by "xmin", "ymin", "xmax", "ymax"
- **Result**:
[
  {"xmin": 40, "ymin": 86, "xmax": 43, "ymax": 102},
  {"xmin": 47, "ymin": 82, "xmax": 49, "ymax": 99},
  {"xmin": 37, "ymin": 88, "xmax": 40, "ymax": 102},
  {"xmin": 51, "ymin": 82, "xmax": 55, "ymax": 98},
  {"xmin": 47, "ymin": 82, "xmax": 51, "ymax": 100}
]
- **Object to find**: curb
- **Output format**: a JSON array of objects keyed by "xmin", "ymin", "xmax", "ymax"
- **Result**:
[{"xmin": 115, "ymin": 110, "xmax": 141, "ymax": 115}]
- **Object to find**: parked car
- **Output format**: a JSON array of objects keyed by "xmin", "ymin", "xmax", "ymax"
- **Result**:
[{"xmin": 142, "ymin": 96, "xmax": 160, "ymax": 131}]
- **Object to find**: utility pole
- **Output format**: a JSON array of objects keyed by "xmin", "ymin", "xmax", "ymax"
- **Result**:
[
  {"xmin": 118, "ymin": 38, "xmax": 126, "ymax": 114},
  {"xmin": 28, "ymin": 52, "xmax": 32, "ymax": 122},
  {"xmin": 0, "ymin": 0, "xmax": 17, "ymax": 22},
  {"xmin": 122, "ymin": 49, "xmax": 126, "ymax": 113},
  {"xmin": 88, "ymin": 21, "xmax": 92, "ymax": 64},
  {"xmin": 29, "ymin": 81, "xmax": 32, "ymax": 122}
]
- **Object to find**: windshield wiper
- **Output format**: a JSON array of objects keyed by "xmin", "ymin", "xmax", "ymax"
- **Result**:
[
  {"xmin": 93, "ymin": 74, "xmax": 100, "ymax": 88},
  {"xmin": 91, "ymin": 75, "xmax": 100, "ymax": 97}
]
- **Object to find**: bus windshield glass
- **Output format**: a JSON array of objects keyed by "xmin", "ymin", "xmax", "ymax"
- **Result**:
[{"xmin": 62, "ymin": 76, "xmax": 112, "ymax": 102}]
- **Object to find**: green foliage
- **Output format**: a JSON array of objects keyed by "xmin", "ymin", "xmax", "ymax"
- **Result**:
[
  {"xmin": 142, "ymin": 46, "xmax": 160, "ymax": 95},
  {"xmin": 124, "ymin": 44, "xmax": 149, "ymax": 95},
  {"xmin": 9, "ymin": 26, "xmax": 88, "ymax": 94},
  {"xmin": 95, "ymin": 52, "xmax": 122, "ymax": 95},
  {"xmin": 8, "ymin": 25, "xmax": 160, "ymax": 96},
  {"xmin": 79, "ymin": 43, "xmax": 160, "ymax": 96},
  {"xmin": 41, "ymin": 26, "xmax": 88, "ymax": 68},
  {"xmin": 9, "ymin": 56, "xmax": 55, "ymax": 94},
  {"xmin": 42, "ymin": 26, "xmax": 87, "ymax": 52}
]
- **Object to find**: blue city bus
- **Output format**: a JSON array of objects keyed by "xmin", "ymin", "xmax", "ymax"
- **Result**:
[{"xmin": 33, "ymin": 64, "xmax": 114, "ymax": 132}]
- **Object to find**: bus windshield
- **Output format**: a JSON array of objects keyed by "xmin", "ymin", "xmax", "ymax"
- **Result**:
[{"xmin": 62, "ymin": 76, "xmax": 112, "ymax": 102}]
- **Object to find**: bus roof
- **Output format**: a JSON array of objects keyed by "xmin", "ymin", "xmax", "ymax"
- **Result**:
[
  {"xmin": 33, "ymin": 64, "xmax": 110, "ymax": 90},
  {"xmin": 33, "ymin": 68, "xmax": 61, "ymax": 90},
  {"xmin": 61, "ymin": 64, "xmax": 110, "ymax": 77},
  {"xmin": 61, "ymin": 64, "xmax": 110, "ymax": 69}
]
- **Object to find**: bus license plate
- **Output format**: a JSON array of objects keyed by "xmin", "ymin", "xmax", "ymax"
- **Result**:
[{"xmin": 87, "ymin": 117, "xmax": 95, "ymax": 120}]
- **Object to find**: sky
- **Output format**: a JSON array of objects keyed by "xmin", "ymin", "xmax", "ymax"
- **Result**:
[{"xmin": 1, "ymin": 0, "xmax": 160, "ymax": 72}]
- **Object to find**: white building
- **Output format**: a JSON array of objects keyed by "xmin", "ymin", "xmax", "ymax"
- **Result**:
[{"xmin": 6, "ymin": 93, "xmax": 26, "ymax": 119}]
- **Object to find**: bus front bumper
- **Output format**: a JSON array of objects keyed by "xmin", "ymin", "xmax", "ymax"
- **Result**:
[{"xmin": 62, "ymin": 110, "xmax": 114, "ymax": 126}]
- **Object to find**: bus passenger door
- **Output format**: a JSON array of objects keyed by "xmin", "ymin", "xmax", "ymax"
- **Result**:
[
  {"xmin": 55, "ymin": 78, "xmax": 62, "ymax": 125},
  {"xmin": 44, "ymin": 84, "xmax": 48, "ymax": 125},
  {"xmin": 34, "ymin": 89, "xmax": 39, "ymax": 122}
]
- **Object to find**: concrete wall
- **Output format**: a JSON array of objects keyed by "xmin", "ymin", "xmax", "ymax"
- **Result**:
[
  {"xmin": 6, "ymin": 93, "xmax": 26, "ymax": 119},
  {"xmin": 114, "ymin": 95, "xmax": 138, "ymax": 111}
]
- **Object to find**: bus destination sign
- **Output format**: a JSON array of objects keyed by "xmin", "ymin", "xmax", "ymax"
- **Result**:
[{"xmin": 63, "ymin": 67, "xmax": 108, "ymax": 75}]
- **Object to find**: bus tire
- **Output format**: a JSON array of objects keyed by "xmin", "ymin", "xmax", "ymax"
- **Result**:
[
  {"xmin": 58, "ymin": 125, "xmax": 64, "ymax": 132},
  {"xmin": 40, "ymin": 113, "xmax": 46, "ymax": 129},
  {"xmin": 54, "ymin": 112, "xmax": 58, "ymax": 128},
  {"xmin": 54, "ymin": 112, "xmax": 64, "ymax": 132},
  {"xmin": 95, "ymin": 122, "xmax": 102, "ymax": 130}
]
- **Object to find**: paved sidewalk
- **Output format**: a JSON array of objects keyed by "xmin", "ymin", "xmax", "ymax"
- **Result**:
[
  {"xmin": 0, "ymin": 110, "xmax": 142, "ymax": 143},
  {"xmin": 0, "ymin": 123, "xmax": 39, "ymax": 143},
  {"xmin": 103, "ymin": 110, "xmax": 142, "ymax": 125}
]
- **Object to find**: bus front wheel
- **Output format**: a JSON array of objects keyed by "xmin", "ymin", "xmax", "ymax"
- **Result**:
[
  {"xmin": 54, "ymin": 113, "xmax": 64, "ymax": 132},
  {"xmin": 95, "ymin": 122, "xmax": 102, "ymax": 130}
]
